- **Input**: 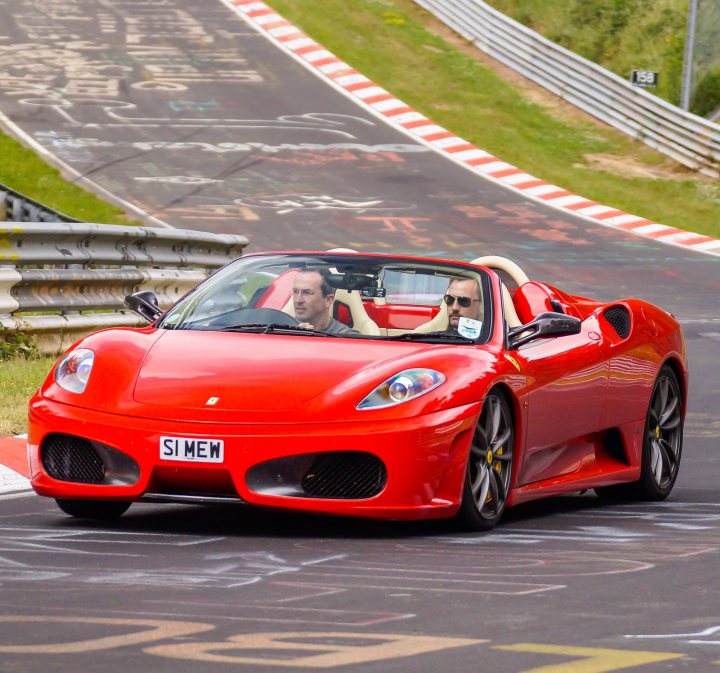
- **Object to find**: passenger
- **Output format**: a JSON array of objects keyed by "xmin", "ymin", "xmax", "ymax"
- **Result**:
[
  {"xmin": 444, "ymin": 278, "xmax": 482, "ymax": 333},
  {"xmin": 292, "ymin": 269, "xmax": 358, "ymax": 334}
]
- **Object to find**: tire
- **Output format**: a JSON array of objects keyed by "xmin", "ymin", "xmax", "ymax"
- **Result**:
[
  {"xmin": 596, "ymin": 365, "xmax": 683, "ymax": 502},
  {"xmin": 455, "ymin": 390, "xmax": 514, "ymax": 531},
  {"xmin": 55, "ymin": 498, "xmax": 132, "ymax": 520}
]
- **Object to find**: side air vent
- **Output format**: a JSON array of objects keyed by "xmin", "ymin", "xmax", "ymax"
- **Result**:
[
  {"xmin": 604, "ymin": 305, "xmax": 631, "ymax": 339},
  {"xmin": 40, "ymin": 434, "xmax": 140, "ymax": 485},
  {"xmin": 246, "ymin": 451, "xmax": 388, "ymax": 499},
  {"xmin": 42, "ymin": 435, "xmax": 105, "ymax": 484},
  {"xmin": 302, "ymin": 452, "xmax": 387, "ymax": 499}
]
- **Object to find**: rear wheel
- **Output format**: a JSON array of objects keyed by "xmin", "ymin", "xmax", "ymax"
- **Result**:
[
  {"xmin": 55, "ymin": 499, "xmax": 131, "ymax": 520},
  {"xmin": 596, "ymin": 365, "xmax": 683, "ymax": 501},
  {"xmin": 456, "ymin": 391, "xmax": 514, "ymax": 531}
]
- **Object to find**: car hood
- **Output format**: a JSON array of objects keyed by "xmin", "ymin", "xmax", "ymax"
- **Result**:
[
  {"xmin": 126, "ymin": 329, "xmax": 493, "ymax": 422},
  {"xmin": 133, "ymin": 330, "xmax": 389, "ymax": 411},
  {"xmin": 42, "ymin": 328, "xmax": 499, "ymax": 424}
]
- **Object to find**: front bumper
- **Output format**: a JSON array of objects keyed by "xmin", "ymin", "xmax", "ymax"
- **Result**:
[{"xmin": 28, "ymin": 397, "xmax": 480, "ymax": 521}]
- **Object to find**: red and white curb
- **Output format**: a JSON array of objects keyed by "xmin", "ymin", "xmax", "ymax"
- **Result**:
[
  {"xmin": 0, "ymin": 435, "xmax": 31, "ymax": 496},
  {"xmin": 0, "ymin": 465, "xmax": 30, "ymax": 495},
  {"xmin": 224, "ymin": 0, "xmax": 720, "ymax": 258}
]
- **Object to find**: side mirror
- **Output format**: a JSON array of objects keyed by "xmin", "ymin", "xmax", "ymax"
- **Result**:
[
  {"xmin": 124, "ymin": 291, "xmax": 163, "ymax": 323},
  {"xmin": 508, "ymin": 312, "xmax": 581, "ymax": 349}
]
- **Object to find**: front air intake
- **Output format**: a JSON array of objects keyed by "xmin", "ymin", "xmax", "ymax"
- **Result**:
[
  {"xmin": 41, "ymin": 434, "xmax": 105, "ymax": 484},
  {"xmin": 302, "ymin": 452, "xmax": 387, "ymax": 499},
  {"xmin": 604, "ymin": 305, "xmax": 631, "ymax": 339}
]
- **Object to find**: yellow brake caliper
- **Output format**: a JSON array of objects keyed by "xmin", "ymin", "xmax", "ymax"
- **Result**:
[
  {"xmin": 485, "ymin": 447, "xmax": 504, "ymax": 504},
  {"xmin": 494, "ymin": 447, "xmax": 504, "ymax": 473}
]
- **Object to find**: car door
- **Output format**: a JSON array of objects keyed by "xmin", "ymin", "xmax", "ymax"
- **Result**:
[{"xmin": 512, "ymin": 312, "xmax": 610, "ymax": 486}]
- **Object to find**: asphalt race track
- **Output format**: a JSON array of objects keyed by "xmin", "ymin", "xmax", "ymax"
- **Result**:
[{"xmin": 1, "ymin": 1, "xmax": 719, "ymax": 672}]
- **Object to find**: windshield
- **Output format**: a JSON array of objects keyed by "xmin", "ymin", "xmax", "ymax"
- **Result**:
[{"xmin": 157, "ymin": 253, "xmax": 493, "ymax": 344}]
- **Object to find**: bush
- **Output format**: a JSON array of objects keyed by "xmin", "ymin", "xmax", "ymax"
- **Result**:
[
  {"xmin": 0, "ymin": 324, "xmax": 38, "ymax": 360},
  {"xmin": 690, "ymin": 68, "xmax": 720, "ymax": 117}
]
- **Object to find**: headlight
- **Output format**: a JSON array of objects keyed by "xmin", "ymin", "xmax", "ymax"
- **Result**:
[
  {"xmin": 55, "ymin": 348, "xmax": 95, "ymax": 393},
  {"xmin": 357, "ymin": 368, "xmax": 445, "ymax": 410}
]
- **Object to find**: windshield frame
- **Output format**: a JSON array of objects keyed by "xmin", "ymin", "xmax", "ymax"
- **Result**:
[{"xmin": 156, "ymin": 252, "xmax": 494, "ymax": 344}]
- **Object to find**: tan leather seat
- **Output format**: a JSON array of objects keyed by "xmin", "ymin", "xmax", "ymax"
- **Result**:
[
  {"xmin": 470, "ymin": 255, "xmax": 526, "ymax": 327},
  {"xmin": 501, "ymin": 284, "xmax": 522, "ymax": 328},
  {"xmin": 333, "ymin": 288, "xmax": 381, "ymax": 335},
  {"xmin": 470, "ymin": 256, "xmax": 529, "ymax": 286},
  {"xmin": 412, "ymin": 307, "xmax": 449, "ymax": 333}
]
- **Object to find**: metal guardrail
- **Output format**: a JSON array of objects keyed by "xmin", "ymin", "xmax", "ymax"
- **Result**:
[
  {"xmin": 0, "ymin": 223, "xmax": 249, "ymax": 353},
  {"xmin": 413, "ymin": 0, "xmax": 720, "ymax": 179},
  {"xmin": 0, "ymin": 183, "xmax": 79, "ymax": 223}
]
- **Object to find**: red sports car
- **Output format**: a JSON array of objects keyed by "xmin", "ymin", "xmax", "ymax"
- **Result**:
[{"xmin": 27, "ymin": 251, "xmax": 687, "ymax": 530}]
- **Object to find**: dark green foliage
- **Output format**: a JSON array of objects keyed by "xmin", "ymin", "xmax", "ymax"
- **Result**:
[
  {"xmin": 0, "ymin": 324, "xmax": 38, "ymax": 360},
  {"xmin": 691, "ymin": 68, "xmax": 720, "ymax": 117}
]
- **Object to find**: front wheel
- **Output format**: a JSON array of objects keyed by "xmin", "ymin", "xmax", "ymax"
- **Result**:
[
  {"xmin": 55, "ymin": 499, "xmax": 132, "ymax": 520},
  {"xmin": 455, "ymin": 391, "xmax": 514, "ymax": 531}
]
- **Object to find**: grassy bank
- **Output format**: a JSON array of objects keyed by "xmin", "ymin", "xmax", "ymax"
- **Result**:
[
  {"xmin": 0, "ymin": 132, "xmax": 140, "ymax": 225},
  {"xmin": 270, "ymin": 0, "xmax": 720, "ymax": 239},
  {"xmin": 0, "ymin": 355, "xmax": 55, "ymax": 437}
]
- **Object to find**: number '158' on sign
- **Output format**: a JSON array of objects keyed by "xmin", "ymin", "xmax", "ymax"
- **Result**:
[
  {"xmin": 160, "ymin": 436, "xmax": 224, "ymax": 463},
  {"xmin": 630, "ymin": 69, "xmax": 658, "ymax": 88}
]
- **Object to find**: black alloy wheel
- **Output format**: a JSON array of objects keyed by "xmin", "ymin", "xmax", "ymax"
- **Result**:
[
  {"xmin": 596, "ymin": 365, "xmax": 683, "ymax": 501},
  {"xmin": 638, "ymin": 365, "xmax": 683, "ymax": 498},
  {"xmin": 457, "ymin": 390, "xmax": 514, "ymax": 531}
]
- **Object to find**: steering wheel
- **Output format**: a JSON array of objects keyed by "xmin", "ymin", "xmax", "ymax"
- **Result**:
[
  {"xmin": 471, "ymin": 256, "xmax": 529, "ymax": 288},
  {"xmin": 209, "ymin": 307, "xmax": 299, "ymax": 328}
]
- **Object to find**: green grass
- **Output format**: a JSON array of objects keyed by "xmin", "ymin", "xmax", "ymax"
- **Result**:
[
  {"xmin": 0, "ymin": 355, "xmax": 55, "ymax": 436},
  {"xmin": 0, "ymin": 132, "xmax": 140, "ymax": 225},
  {"xmin": 484, "ymin": 0, "xmax": 688, "ymax": 106},
  {"xmin": 270, "ymin": 0, "xmax": 720, "ymax": 239}
]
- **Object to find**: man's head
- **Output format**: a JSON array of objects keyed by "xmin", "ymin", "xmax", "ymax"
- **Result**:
[
  {"xmin": 444, "ymin": 278, "xmax": 482, "ymax": 330},
  {"xmin": 292, "ymin": 269, "xmax": 334, "ymax": 330}
]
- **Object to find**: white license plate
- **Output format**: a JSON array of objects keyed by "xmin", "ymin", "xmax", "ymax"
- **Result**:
[{"xmin": 160, "ymin": 436, "xmax": 224, "ymax": 463}]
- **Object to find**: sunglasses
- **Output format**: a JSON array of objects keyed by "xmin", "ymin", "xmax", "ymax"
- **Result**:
[{"xmin": 443, "ymin": 294, "xmax": 479, "ymax": 308}]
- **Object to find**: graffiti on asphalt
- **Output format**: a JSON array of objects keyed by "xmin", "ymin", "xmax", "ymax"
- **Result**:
[
  {"xmin": 18, "ymin": 96, "xmax": 376, "ymax": 136},
  {"xmin": 0, "ymin": 617, "xmax": 692, "ymax": 671},
  {"xmin": 233, "ymin": 194, "xmax": 413, "ymax": 215},
  {"xmin": 32, "ymin": 135, "xmax": 428, "ymax": 165},
  {"xmin": 126, "ymin": 141, "xmax": 429, "ymax": 155}
]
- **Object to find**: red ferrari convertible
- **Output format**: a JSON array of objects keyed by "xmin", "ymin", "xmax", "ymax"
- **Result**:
[{"xmin": 27, "ymin": 251, "xmax": 687, "ymax": 530}]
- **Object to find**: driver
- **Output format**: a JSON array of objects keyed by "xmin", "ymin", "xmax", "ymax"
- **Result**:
[
  {"xmin": 292, "ymin": 269, "xmax": 358, "ymax": 334},
  {"xmin": 444, "ymin": 277, "xmax": 482, "ymax": 332}
]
